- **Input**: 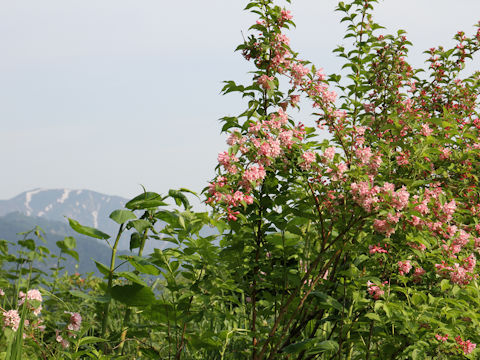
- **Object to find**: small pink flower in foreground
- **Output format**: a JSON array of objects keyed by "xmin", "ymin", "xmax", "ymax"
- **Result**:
[
  {"xmin": 56, "ymin": 330, "xmax": 70, "ymax": 349},
  {"xmin": 18, "ymin": 289, "xmax": 43, "ymax": 316},
  {"xmin": 66, "ymin": 312, "xmax": 82, "ymax": 332},
  {"xmin": 3, "ymin": 310, "xmax": 20, "ymax": 331}
]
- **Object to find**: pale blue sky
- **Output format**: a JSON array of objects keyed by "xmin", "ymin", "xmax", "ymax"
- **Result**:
[{"xmin": 1, "ymin": 0, "xmax": 479, "ymax": 206}]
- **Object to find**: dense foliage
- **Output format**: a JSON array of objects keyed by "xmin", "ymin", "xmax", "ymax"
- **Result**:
[{"xmin": 0, "ymin": 0, "xmax": 479, "ymax": 358}]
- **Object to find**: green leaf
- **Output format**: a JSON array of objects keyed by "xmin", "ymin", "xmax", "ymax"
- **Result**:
[
  {"xmin": 63, "ymin": 249, "xmax": 79, "ymax": 262},
  {"xmin": 125, "ymin": 192, "xmax": 167, "ymax": 210},
  {"xmin": 365, "ymin": 313, "xmax": 381, "ymax": 321},
  {"xmin": 168, "ymin": 189, "xmax": 190, "ymax": 209},
  {"xmin": 130, "ymin": 232, "xmax": 142, "ymax": 251},
  {"xmin": 18, "ymin": 239, "xmax": 35, "ymax": 251},
  {"xmin": 440, "ymin": 279, "xmax": 450, "ymax": 292},
  {"xmin": 282, "ymin": 339, "xmax": 316, "ymax": 354},
  {"xmin": 411, "ymin": 293, "xmax": 426, "ymax": 306},
  {"xmin": 311, "ymin": 340, "xmax": 339, "ymax": 353},
  {"xmin": 116, "ymin": 271, "xmax": 148, "ymax": 287},
  {"xmin": 310, "ymin": 291, "xmax": 343, "ymax": 312},
  {"xmin": 118, "ymin": 255, "xmax": 161, "ymax": 275},
  {"xmin": 68, "ymin": 218, "xmax": 110, "ymax": 240},
  {"xmin": 129, "ymin": 219, "xmax": 151, "ymax": 233},
  {"xmin": 64, "ymin": 236, "xmax": 76, "ymax": 250},
  {"xmin": 109, "ymin": 210, "xmax": 136, "ymax": 224},
  {"xmin": 69, "ymin": 289, "xmax": 93, "ymax": 300},
  {"xmin": 94, "ymin": 260, "xmax": 110, "ymax": 276},
  {"xmin": 78, "ymin": 336, "xmax": 108, "ymax": 347},
  {"xmin": 110, "ymin": 284, "xmax": 156, "ymax": 306}
]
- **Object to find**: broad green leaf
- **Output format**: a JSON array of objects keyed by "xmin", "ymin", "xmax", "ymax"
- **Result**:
[
  {"xmin": 68, "ymin": 218, "xmax": 110, "ymax": 240},
  {"xmin": 116, "ymin": 271, "xmax": 147, "ymax": 286},
  {"xmin": 63, "ymin": 236, "xmax": 76, "ymax": 250},
  {"xmin": 118, "ymin": 255, "xmax": 161, "ymax": 275},
  {"xmin": 310, "ymin": 340, "xmax": 339, "ymax": 353},
  {"xmin": 69, "ymin": 290, "xmax": 93, "ymax": 300},
  {"xmin": 282, "ymin": 339, "xmax": 316, "ymax": 354},
  {"xmin": 109, "ymin": 209, "xmax": 136, "ymax": 224},
  {"xmin": 129, "ymin": 219, "xmax": 151, "ymax": 233},
  {"xmin": 18, "ymin": 239, "xmax": 35, "ymax": 251},
  {"xmin": 78, "ymin": 336, "xmax": 108, "ymax": 347},
  {"xmin": 110, "ymin": 284, "xmax": 156, "ymax": 306},
  {"xmin": 94, "ymin": 260, "xmax": 110, "ymax": 276},
  {"xmin": 63, "ymin": 249, "xmax": 79, "ymax": 262},
  {"xmin": 125, "ymin": 192, "xmax": 167, "ymax": 210},
  {"xmin": 365, "ymin": 313, "xmax": 381, "ymax": 321},
  {"xmin": 310, "ymin": 291, "xmax": 343, "ymax": 312}
]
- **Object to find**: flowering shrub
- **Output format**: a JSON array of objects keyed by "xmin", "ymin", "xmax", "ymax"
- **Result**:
[{"xmin": 207, "ymin": 0, "xmax": 480, "ymax": 358}]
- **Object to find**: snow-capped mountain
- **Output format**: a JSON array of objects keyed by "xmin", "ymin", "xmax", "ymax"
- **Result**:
[{"xmin": 0, "ymin": 188, "xmax": 127, "ymax": 239}]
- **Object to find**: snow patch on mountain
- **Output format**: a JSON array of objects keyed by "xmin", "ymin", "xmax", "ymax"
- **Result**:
[
  {"xmin": 25, "ymin": 188, "xmax": 44, "ymax": 216},
  {"xmin": 92, "ymin": 210, "xmax": 99, "ymax": 229},
  {"xmin": 57, "ymin": 189, "xmax": 71, "ymax": 204}
]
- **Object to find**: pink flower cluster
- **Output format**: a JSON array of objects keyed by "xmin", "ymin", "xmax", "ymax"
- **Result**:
[
  {"xmin": 299, "ymin": 151, "xmax": 316, "ymax": 170},
  {"xmin": 398, "ymin": 260, "xmax": 412, "ymax": 276},
  {"xmin": 18, "ymin": 289, "xmax": 43, "ymax": 316},
  {"xmin": 369, "ymin": 244, "xmax": 388, "ymax": 254},
  {"xmin": 55, "ymin": 311, "xmax": 83, "ymax": 349},
  {"xmin": 351, "ymin": 181, "xmax": 410, "ymax": 216},
  {"xmin": 208, "ymin": 103, "xmax": 307, "ymax": 219},
  {"xmin": 66, "ymin": 311, "xmax": 82, "ymax": 332},
  {"xmin": 456, "ymin": 336, "xmax": 476, "ymax": 355},
  {"xmin": 435, "ymin": 254, "xmax": 476, "ymax": 285},
  {"xmin": 366, "ymin": 281, "xmax": 387, "ymax": 300},
  {"xmin": 3, "ymin": 309, "xmax": 20, "ymax": 332},
  {"xmin": 257, "ymin": 75, "xmax": 274, "ymax": 90},
  {"xmin": 435, "ymin": 333, "xmax": 448, "ymax": 342}
]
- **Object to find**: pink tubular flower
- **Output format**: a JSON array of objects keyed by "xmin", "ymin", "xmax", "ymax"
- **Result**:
[
  {"xmin": 355, "ymin": 147, "xmax": 373, "ymax": 166},
  {"xmin": 412, "ymin": 267, "xmax": 426, "ymax": 283},
  {"xmin": 290, "ymin": 94, "xmax": 300, "ymax": 105},
  {"xmin": 351, "ymin": 181, "xmax": 380, "ymax": 213},
  {"xmin": 18, "ymin": 289, "xmax": 43, "ymax": 316},
  {"xmin": 280, "ymin": 9, "xmax": 293, "ymax": 21},
  {"xmin": 391, "ymin": 186, "xmax": 410, "ymax": 211},
  {"xmin": 421, "ymin": 124, "xmax": 433, "ymax": 136},
  {"xmin": 456, "ymin": 336, "xmax": 476, "ymax": 355},
  {"xmin": 449, "ymin": 263, "xmax": 471, "ymax": 285},
  {"xmin": 323, "ymin": 147, "xmax": 335, "ymax": 162},
  {"xmin": 299, "ymin": 151, "xmax": 316, "ymax": 170},
  {"xmin": 435, "ymin": 333, "xmax": 448, "ymax": 342},
  {"xmin": 66, "ymin": 312, "xmax": 82, "ymax": 332},
  {"xmin": 369, "ymin": 244, "xmax": 388, "ymax": 254},
  {"xmin": 55, "ymin": 330, "xmax": 70, "ymax": 349},
  {"xmin": 257, "ymin": 74, "xmax": 274, "ymax": 90},
  {"xmin": 398, "ymin": 260, "xmax": 412, "ymax": 276},
  {"xmin": 242, "ymin": 165, "xmax": 266, "ymax": 183},
  {"xmin": 3, "ymin": 310, "xmax": 20, "ymax": 331},
  {"xmin": 439, "ymin": 147, "xmax": 451, "ymax": 160},
  {"xmin": 441, "ymin": 200, "xmax": 456, "ymax": 220},
  {"xmin": 366, "ymin": 281, "xmax": 385, "ymax": 300},
  {"xmin": 373, "ymin": 219, "xmax": 395, "ymax": 237}
]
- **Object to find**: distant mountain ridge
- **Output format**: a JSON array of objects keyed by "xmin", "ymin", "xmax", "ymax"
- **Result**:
[{"xmin": 0, "ymin": 188, "xmax": 128, "ymax": 240}]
